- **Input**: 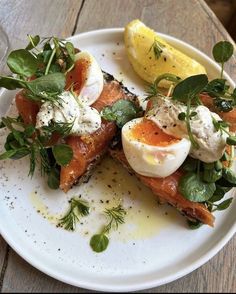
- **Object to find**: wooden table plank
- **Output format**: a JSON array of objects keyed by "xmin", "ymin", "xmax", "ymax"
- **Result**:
[
  {"xmin": 0, "ymin": 0, "xmax": 235, "ymax": 292},
  {"xmin": 0, "ymin": 0, "xmax": 82, "ymax": 49}
]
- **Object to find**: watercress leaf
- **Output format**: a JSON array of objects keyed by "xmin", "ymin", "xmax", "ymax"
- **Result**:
[
  {"xmin": 209, "ymin": 185, "xmax": 231, "ymax": 202},
  {"xmin": 47, "ymin": 166, "xmax": 60, "ymax": 189},
  {"xmin": 65, "ymin": 42, "xmax": 75, "ymax": 62},
  {"xmin": 216, "ymin": 198, "xmax": 233, "ymax": 211},
  {"xmin": 101, "ymin": 99, "xmax": 141, "ymax": 128},
  {"xmin": 182, "ymin": 157, "xmax": 198, "ymax": 172},
  {"xmin": 222, "ymin": 168, "xmax": 236, "ymax": 185},
  {"xmin": 226, "ymin": 136, "xmax": 236, "ymax": 145},
  {"xmin": 0, "ymin": 76, "xmax": 25, "ymax": 90},
  {"xmin": 90, "ymin": 234, "xmax": 109, "ymax": 253},
  {"xmin": 179, "ymin": 172, "xmax": 216, "ymax": 202},
  {"xmin": 7, "ymin": 49, "xmax": 39, "ymax": 77},
  {"xmin": 11, "ymin": 147, "xmax": 30, "ymax": 159},
  {"xmin": 48, "ymin": 64, "xmax": 61, "ymax": 74},
  {"xmin": 4, "ymin": 133, "xmax": 19, "ymax": 150},
  {"xmin": 214, "ymin": 160, "xmax": 223, "ymax": 171},
  {"xmin": 204, "ymin": 79, "xmax": 229, "ymax": 97},
  {"xmin": 38, "ymin": 50, "xmax": 53, "ymax": 64},
  {"xmin": 203, "ymin": 168, "xmax": 222, "ymax": 183},
  {"xmin": 187, "ymin": 220, "xmax": 203, "ymax": 230},
  {"xmin": 26, "ymin": 72, "xmax": 65, "ymax": 96},
  {"xmin": 0, "ymin": 149, "xmax": 17, "ymax": 160},
  {"xmin": 25, "ymin": 35, "xmax": 40, "ymax": 50},
  {"xmin": 178, "ymin": 112, "xmax": 186, "ymax": 120},
  {"xmin": 12, "ymin": 130, "xmax": 25, "ymax": 146},
  {"xmin": 52, "ymin": 144, "xmax": 73, "ymax": 166},
  {"xmin": 172, "ymin": 74, "xmax": 208, "ymax": 103},
  {"xmin": 203, "ymin": 162, "xmax": 215, "ymax": 170},
  {"xmin": 212, "ymin": 41, "xmax": 234, "ymax": 63},
  {"xmin": 24, "ymin": 125, "xmax": 35, "ymax": 138}
]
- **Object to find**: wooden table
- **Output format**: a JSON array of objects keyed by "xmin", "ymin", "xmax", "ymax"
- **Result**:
[{"xmin": 0, "ymin": 0, "xmax": 235, "ymax": 292}]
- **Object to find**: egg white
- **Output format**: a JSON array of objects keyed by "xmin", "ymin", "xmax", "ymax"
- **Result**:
[
  {"xmin": 74, "ymin": 51, "xmax": 104, "ymax": 105},
  {"xmin": 122, "ymin": 118, "xmax": 191, "ymax": 177}
]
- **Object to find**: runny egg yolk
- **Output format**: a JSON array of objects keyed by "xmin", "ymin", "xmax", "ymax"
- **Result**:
[{"xmin": 130, "ymin": 119, "xmax": 180, "ymax": 147}]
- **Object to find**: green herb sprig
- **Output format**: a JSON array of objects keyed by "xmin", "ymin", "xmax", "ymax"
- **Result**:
[
  {"xmin": 59, "ymin": 198, "xmax": 90, "ymax": 231},
  {"xmin": 149, "ymin": 38, "xmax": 165, "ymax": 59},
  {"xmin": 203, "ymin": 41, "xmax": 235, "ymax": 112},
  {"xmin": 90, "ymin": 204, "xmax": 126, "ymax": 253},
  {"xmin": 0, "ymin": 117, "xmax": 73, "ymax": 188}
]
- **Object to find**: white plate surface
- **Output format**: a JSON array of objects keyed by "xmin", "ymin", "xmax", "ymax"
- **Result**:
[{"xmin": 0, "ymin": 29, "xmax": 235, "ymax": 292}]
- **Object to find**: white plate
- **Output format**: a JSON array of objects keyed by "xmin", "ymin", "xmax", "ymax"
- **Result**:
[{"xmin": 0, "ymin": 29, "xmax": 235, "ymax": 293}]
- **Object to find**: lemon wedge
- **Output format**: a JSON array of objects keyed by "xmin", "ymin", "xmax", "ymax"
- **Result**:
[{"xmin": 124, "ymin": 19, "xmax": 207, "ymax": 88}]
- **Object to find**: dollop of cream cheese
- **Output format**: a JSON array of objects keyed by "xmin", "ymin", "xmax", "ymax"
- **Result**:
[
  {"xmin": 36, "ymin": 91, "xmax": 101, "ymax": 136},
  {"xmin": 146, "ymin": 97, "xmax": 227, "ymax": 163}
]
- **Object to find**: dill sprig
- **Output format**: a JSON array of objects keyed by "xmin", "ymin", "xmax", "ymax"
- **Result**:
[
  {"xmin": 102, "ymin": 204, "xmax": 126, "ymax": 234},
  {"xmin": 59, "ymin": 198, "xmax": 90, "ymax": 231},
  {"xmin": 90, "ymin": 204, "xmax": 126, "ymax": 253}
]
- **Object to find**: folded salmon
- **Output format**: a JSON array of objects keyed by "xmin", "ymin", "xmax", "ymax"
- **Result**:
[
  {"xmin": 109, "ymin": 147, "xmax": 215, "ymax": 226},
  {"xmin": 60, "ymin": 73, "xmax": 140, "ymax": 192}
]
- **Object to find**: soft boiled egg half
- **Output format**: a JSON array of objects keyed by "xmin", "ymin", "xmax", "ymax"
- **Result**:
[
  {"xmin": 122, "ymin": 118, "xmax": 191, "ymax": 177},
  {"xmin": 66, "ymin": 51, "xmax": 104, "ymax": 105}
]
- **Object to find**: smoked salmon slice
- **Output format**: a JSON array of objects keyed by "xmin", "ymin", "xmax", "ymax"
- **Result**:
[{"xmin": 109, "ymin": 148, "xmax": 215, "ymax": 226}]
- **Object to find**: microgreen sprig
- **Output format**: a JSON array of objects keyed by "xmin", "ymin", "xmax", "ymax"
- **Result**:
[
  {"xmin": 212, "ymin": 41, "xmax": 234, "ymax": 78},
  {"xmin": 90, "ymin": 204, "xmax": 126, "ymax": 253},
  {"xmin": 145, "ymin": 73, "xmax": 181, "ymax": 100}
]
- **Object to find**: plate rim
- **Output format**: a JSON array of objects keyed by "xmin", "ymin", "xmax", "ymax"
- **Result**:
[{"xmin": 0, "ymin": 28, "xmax": 235, "ymax": 292}]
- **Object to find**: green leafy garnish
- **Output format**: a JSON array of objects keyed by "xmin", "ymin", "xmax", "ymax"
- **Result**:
[
  {"xmin": 25, "ymin": 35, "xmax": 40, "ymax": 50},
  {"xmin": 0, "ymin": 117, "xmax": 51, "ymax": 177},
  {"xmin": 179, "ymin": 172, "xmax": 216, "ymax": 202},
  {"xmin": 90, "ymin": 204, "xmax": 126, "ymax": 253},
  {"xmin": 204, "ymin": 78, "xmax": 236, "ymax": 112},
  {"xmin": 47, "ymin": 166, "xmax": 60, "ymax": 189},
  {"xmin": 7, "ymin": 49, "xmax": 39, "ymax": 77},
  {"xmin": 149, "ymin": 38, "xmax": 165, "ymax": 59},
  {"xmin": 59, "ymin": 198, "xmax": 90, "ymax": 231},
  {"xmin": 212, "ymin": 41, "xmax": 234, "ymax": 78},
  {"xmin": 52, "ymin": 144, "xmax": 73, "ymax": 166},
  {"xmin": 172, "ymin": 74, "xmax": 208, "ymax": 148},
  {"xmin": 214, "ymin": 198, "xmax": 233, "ymax": 211},
  {"xmin": 187, "ymin": 220, "xmax": 203, "ymax": 230},
  {"xmin": 101, "ymin": 99, "xmax": 141, "ymax": 128},
  {"xmin": 90, "ymin": 234, "xmax": 109, "ymax": 253}
]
